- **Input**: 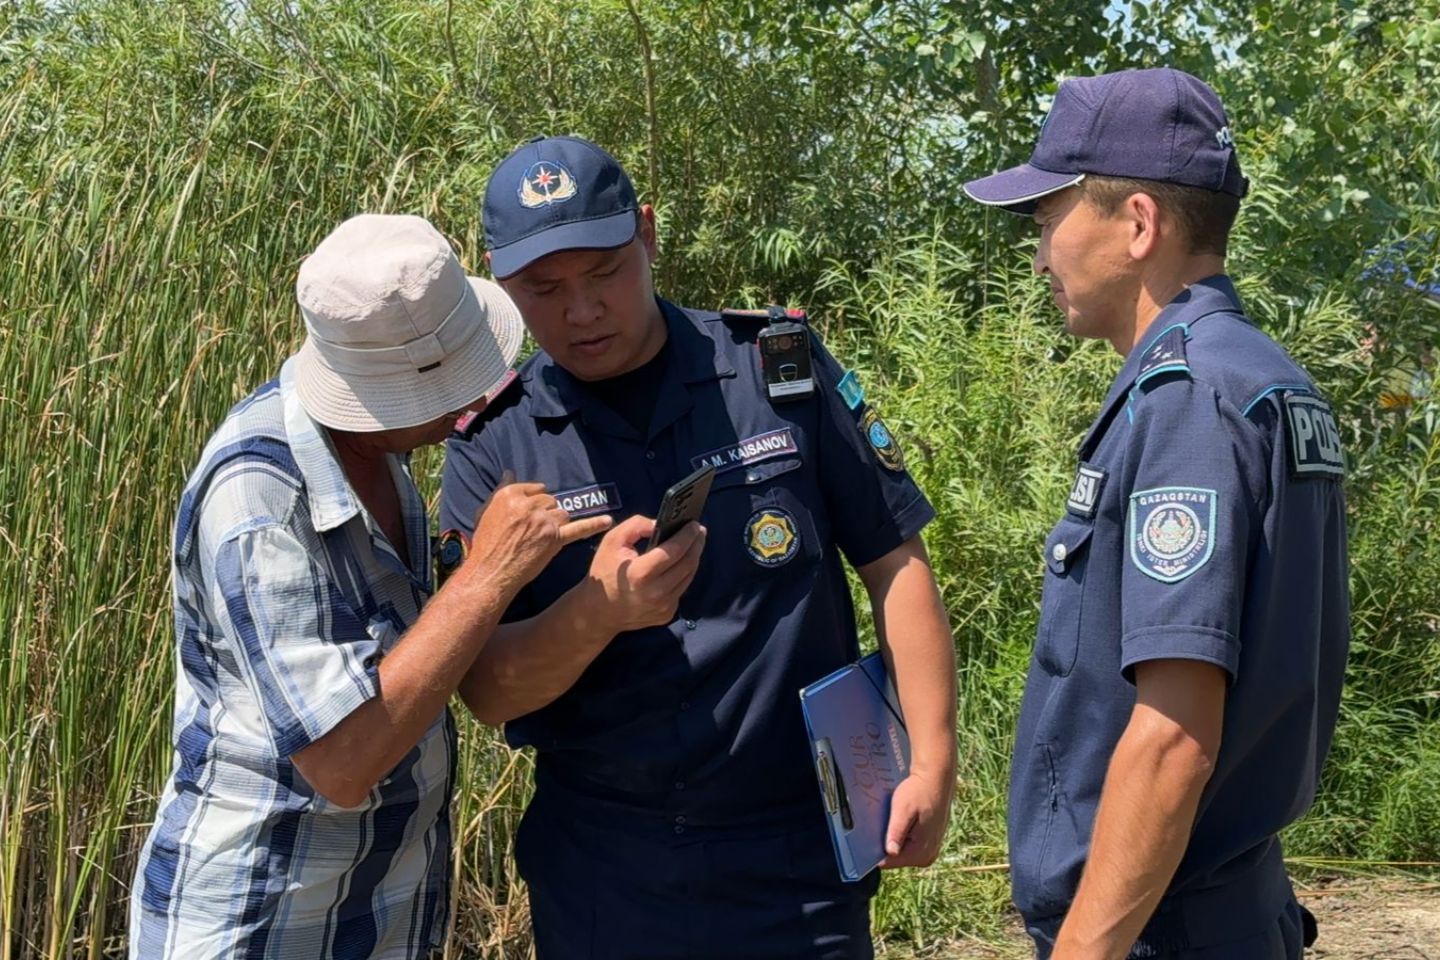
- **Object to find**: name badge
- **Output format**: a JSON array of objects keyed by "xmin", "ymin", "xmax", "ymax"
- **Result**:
[
  {"xmin": 1067, "ymin": 463, "xmax": 1107, "ymax": 519},
  {"xmin": 691, "ymin": 428, "xmax": 799, "ymax": 475},
  {"xmin": 553, "ymin": 482, "xmax": 623, "ymax": 518}
]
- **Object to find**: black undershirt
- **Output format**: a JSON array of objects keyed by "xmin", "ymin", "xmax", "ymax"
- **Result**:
[{"xmin": 585, "ymin": 341, "xmax": 670, "ymax": 436}]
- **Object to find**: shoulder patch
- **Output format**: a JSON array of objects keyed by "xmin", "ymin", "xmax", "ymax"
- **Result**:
[
  {"xmin": 1128, "ymin": 487, "xmax": 1216, "ymax": 583},
  {"xmin": 861, "ymin": 407, "xmax": 905, "ymax": 471},
  {"xmin": 1135, "ymin": 324, "xmax": 1191, "ymax": 389},
  {"xmin": 1284, "ymin": 394, "xmax": 1345, "ymax": 478},
  {"xmin": 836, "ymin": 370, "xmax": 865, "ymax": 410}
]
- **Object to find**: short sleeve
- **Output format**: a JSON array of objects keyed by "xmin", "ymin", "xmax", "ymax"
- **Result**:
[
  {"xmin": 440, "ymin": 430, "xmax": 539, "ymax": 622},
  {"xmin": 211, "ymin": 525, "xmax": 383, "ymax": 757},
  {"xmin": 1119, "ymin": 377, "xmax": 1269, "ymax": 681},
  {"xmin": 440, "ymin": 431, "xmax": 503, "ymax": 538},
  {"xmin": 812, "ymin": 336, "xmax": 935, "ymax": 567}
]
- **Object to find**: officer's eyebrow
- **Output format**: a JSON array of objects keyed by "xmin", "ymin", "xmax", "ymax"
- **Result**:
[{"xmin": 584, "ymin": 246, "xmax": 626, "ymax": 276}]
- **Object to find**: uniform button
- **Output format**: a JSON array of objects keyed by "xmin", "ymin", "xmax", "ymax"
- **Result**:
[
  {"xmin": 674, "ymin": 825, "xmax": 686, "ymax": 835},
  {"xmin": 684, "ymin": 619, "xmax": 697, "ymax": 630},
  {"xmin": 674, "ymin": 781, "xmax": 686, "ymax": 791},
  {"xmin": 674, "ymin": 815, "xmax": 687, "ymax": 824},
  {"xmin": 746, "ymin": 471, "xmax": 761, "ymax": 483},
  {"xmin": 645, "ymin": 450, "xmax": 656, "ymax": 461},
  {"xmin": 679, "ymin": 700, "xmax": 691, "ymax": 711},
  {"xmin": 1052, "ymin": 543, "xmax": 1068, "ymax": 563}
]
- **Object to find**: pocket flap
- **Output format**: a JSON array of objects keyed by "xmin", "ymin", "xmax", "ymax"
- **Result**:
[
  {"xmin": 1044, "ymin": 517, "xmax": 1094, "ymax": 574},
  {"xmin": 709, "ymin": 456, "xmax": 803, "ymax": 491}
]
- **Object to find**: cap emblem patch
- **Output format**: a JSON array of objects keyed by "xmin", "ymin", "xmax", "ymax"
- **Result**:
[{"xmin": 518, "ymin": 161, "xmax": 578, "ymax": 208}]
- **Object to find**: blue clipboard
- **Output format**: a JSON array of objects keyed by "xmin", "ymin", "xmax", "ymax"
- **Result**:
[{"xmin": 798, "ymin": 652, "xmax": 910, "ymax": 882}]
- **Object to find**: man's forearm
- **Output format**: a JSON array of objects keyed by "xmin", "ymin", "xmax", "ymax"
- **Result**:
[
  {"xmin": 458, "ymin": 579, "xmax": 618, "ymax": 725},
  {"xmin": 292, "ymin": 563, "xmax": 514, "ymax": 806},
  {"xmin": 863, "ymin": 542, "xmax": 957, "ymax": 775},
  {"xmin": 1053, "ymin": 708, "xmax": 1214, "ymax": 959}
]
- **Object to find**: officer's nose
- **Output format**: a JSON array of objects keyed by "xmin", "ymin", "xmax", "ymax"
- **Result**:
[
  {"xmin": 1033, "ymin": 243, "xmax": 1050, "ymax": 277},
  {"xmin": 563, "ymin": 289, "xmax": 603, "ymax": 327}
]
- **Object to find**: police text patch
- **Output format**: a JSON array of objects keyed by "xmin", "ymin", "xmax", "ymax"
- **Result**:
[
  {"xmin": 1066, "ymin": 463, "xmax": 1107, "ymax": 518},
  {"xmin": 1128, "ymin": 487, "xmax": 1216, "ymax": 583},
  {"xmin": 1284, "ymin": 394, "xmax": 1345, "ymax": 478},
  {"xmin": 553, "ymin": 482, "xmax": 622, "ymax": 518},
  {"xmin": 691, "ymin": 428, "xmax": 798, "ymax": 475}
]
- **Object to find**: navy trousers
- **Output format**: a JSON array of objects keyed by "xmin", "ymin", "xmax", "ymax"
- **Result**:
[{"xmin": 516, "ymin": 789, "xmax": 877, "ymax": 960}]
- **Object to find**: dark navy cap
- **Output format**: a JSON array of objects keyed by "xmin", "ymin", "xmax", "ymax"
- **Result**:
[
  {"xmin": 964, "ymin": 68, "xmax": 1248, "ymax": 215},
  {"xmin": 484, "ymin": 136, "xmax": 639, "ymax": 278}
]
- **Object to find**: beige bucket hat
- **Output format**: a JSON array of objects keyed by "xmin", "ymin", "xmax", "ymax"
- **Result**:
[{"xmin": 292, "ymin": 213, "xmax": 524, "ymax": 431}]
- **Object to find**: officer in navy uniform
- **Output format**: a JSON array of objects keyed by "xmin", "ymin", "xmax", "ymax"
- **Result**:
[
  {"xmin": 963, "ymin": 68, "xmax": 1348, "ymax": 959},
  {"xmin": 439, "ymin": 136, "xmax": 959, "ymax": 959}
]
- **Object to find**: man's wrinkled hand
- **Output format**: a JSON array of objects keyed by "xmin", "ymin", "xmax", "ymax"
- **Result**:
[{"xmin": 466, "ymin": 472, "xmax": 613, "ymax": 594}]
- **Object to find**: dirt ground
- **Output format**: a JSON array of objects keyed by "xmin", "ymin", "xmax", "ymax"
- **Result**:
[{"xmin": 891, "ymin": 878, "xmax": 1440, "ymax": 959}]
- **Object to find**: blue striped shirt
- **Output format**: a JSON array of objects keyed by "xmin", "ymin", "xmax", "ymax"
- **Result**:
[{"xmin": 130, "ymin": 359, "xmax": 453, "ymax": 959}]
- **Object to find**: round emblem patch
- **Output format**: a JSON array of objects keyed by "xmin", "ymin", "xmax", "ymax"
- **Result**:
[
  {"xmin": 518, "ymin": 161, "xmax": 578, "ymax": 208},
  {"xmin": 1142, "ymin": 504, "xmax": 1201, "ymax": 560},
  {"xmin": 861, "ymin": 408, "xmax": 905, "ymax": 471},
  {"xmin": 434, "ymin": 529, "xmax": 468, "ymax": 586},
  {"xmin": 745, "ymin": 508, "xmax": 800, "ymax": 567}
]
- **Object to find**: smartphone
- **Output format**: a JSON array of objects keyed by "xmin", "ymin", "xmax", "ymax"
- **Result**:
[{"xmin": 647, "ymin": 463, "xmax": 716, "ymax": 550}]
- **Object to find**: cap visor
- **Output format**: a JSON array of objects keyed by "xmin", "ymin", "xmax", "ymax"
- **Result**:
[
  {"xmin": 489, "ymin": 209, "xmax": 639, "ymax": 279},
  {"xmin": 962, "ymin": 165, "xmax": 1085, "ymax": 215}
]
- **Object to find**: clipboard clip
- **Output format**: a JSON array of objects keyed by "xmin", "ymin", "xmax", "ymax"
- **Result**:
[{"xmin": 814, "ymin": 738, "xmax": 854, "ymax": 831}]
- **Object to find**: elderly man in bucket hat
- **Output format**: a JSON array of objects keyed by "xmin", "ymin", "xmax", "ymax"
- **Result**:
[
  {"xmin": 129, "ymin": 214, "xmax": 616, "ymax": 959},
  {"xmin": 962, "ymin": 68, "xmax": 1346, "ymax": 959}
]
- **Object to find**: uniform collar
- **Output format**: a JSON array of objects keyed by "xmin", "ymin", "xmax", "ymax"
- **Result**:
[
  {"xmin": 1082, "ymin": 274, "xmax": 1246, "ymax": 455},
  {"xmin": 522, "ymin": 297, "xmax": 736, "ymax": 420},
  {"xmin": 280, "ymin": 357, "xmax": 362, "ymax": 532}
]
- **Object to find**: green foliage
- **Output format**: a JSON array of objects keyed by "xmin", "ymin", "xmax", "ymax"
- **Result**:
[{"xmin": 2, "ymin": 0, "xmax": 1438, "ymax": 955}]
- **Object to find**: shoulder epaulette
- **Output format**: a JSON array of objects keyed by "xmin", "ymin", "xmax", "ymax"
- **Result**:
[
  {"xmin": 719, "ymin": 306, "xmax": 809, "ymax": 324},
  {"xmin": 451, "ymin": 371, "xmax": 523, "ymax": 439},
  {"xmin": 1134, "ymin": 323, "xmax": 1191, "ymax": 390}
]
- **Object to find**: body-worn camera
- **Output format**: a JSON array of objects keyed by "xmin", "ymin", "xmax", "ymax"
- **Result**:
[{"xmin": 758, "ymin": 305, "xmax": 814, "ymax": 402}]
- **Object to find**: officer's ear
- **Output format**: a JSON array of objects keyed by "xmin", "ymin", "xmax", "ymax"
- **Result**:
[
  {"xmin": 637, "ymin": 205, "xmax": 658, "ymax": 263},
  {"xmin": 1125, "ymin": 191, "xmax": 1163, "ymax": 263},
  {"xmin": 484, "ymin": 250, "xmax": 493, "ymax": 272}
]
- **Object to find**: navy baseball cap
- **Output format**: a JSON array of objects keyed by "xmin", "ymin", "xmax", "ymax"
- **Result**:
[
  {"xmin": 483, "ymin": 135, "xmax": 639, "ymax": 278},
  {"xmin": 964, "ymin": 67, "xmax": 1248, "ymax": 215}
]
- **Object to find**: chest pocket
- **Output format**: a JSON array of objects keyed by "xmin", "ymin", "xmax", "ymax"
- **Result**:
[
  {"xmin": 705, "ymin": 457, "xmax": 823, "ymax": 569},
  {"xmin": 1037, "ymin": 517, "xmax": 1095, "ymax": 677}
]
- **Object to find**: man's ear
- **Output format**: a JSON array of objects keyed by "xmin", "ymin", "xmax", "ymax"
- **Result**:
[
  {"xmin": 1127, "ymin": 191, "xmax": 1163, "ymax": 262},
  {"xmin": 484, "ymin": 250, "xmax": 493, "ymax": 270},
  {"xmin": 637, "ymin": 204, "xmax": 658, "ymax": 262}
]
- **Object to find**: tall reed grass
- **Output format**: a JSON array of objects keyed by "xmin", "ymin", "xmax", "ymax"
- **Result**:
[{"xmin": 3, "ymin": 2, "xmax": 1437, "ymax": 957}]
